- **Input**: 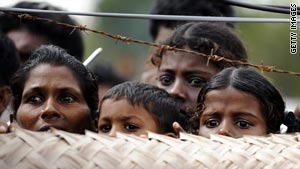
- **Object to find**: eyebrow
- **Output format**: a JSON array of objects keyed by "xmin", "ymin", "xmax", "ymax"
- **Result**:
[
  {"xmin": 184, "ymin": 70, "xmax": 214, "ymax": 76},
  {"xmin": 59, "ymin": 87, "xmax": 82, "ymax": 97},
  {"xmin": 158, "ymin": 69, "xmax": 174, "ymax": 74},
  {"xmin": 232, "ymin": 112, "xmax": 259, "ymax": 119},
  {"xmin": 100, "ymin": 115, "xmax": 142, "ymax": 123},
  {"xmin": 100, "ymin": 117, "xmax": 111, "ymax": 123},
  {"xmin": 159, "ymin": 69, "xmax": 213, "ymax": 76},
  {"xmin": 59, "ymin": 88, "xmax": 76, "ymax": 92},
  {"xmin": 22, "ymin": 87, "xmax": 44, "ymax": 99},
  {"xmin": 201, "ymin": 112, "xmax": 221, "ymax": 118},
  {"xmin": 201, "ymin": 112, "xmax": 259, "ymax": 119},
  {"xmin": 23, "ymin": 87, "xmax": 82, "ymax": 98}
]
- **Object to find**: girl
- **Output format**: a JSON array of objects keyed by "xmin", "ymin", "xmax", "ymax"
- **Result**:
[{"xmin": 196, "ymin": 67, "xmax": 299, "ymax": 138}]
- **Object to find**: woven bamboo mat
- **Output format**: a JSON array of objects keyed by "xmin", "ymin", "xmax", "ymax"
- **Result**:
[{"xmin": 0, "ymin": 128, "xmax": 299, "ymax": 169}]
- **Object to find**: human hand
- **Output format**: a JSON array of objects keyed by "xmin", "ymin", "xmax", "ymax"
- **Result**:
[
  {"xmin": 294, "ymin": 105, "xmax": 300, "ymax": 119},
  {"xmin": 0, "ymin": 114, "xmax": 16, "ymax": 133},
  {"xmin": 172, "ymin": 121, "xmax": 186, "ymax": 138},
  {"xmin": 0, "ymin": 120, "xmax": 9, "ymax": 133}
]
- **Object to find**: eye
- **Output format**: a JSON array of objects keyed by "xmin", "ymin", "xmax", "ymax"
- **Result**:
[
  {"xmin": 26, "ymin": 95, "xmax": 43, "ymax": 104},
  {"xmin": 188, "ymin": 77, "xmax": 207, "ymax": 87},
  {"xmin": 158, "ymin": 74, "xmax": 174, "ymax": 86},
  {"xmin": 99, "ymin": 124, "xmax": 112, "ymax": 133},
  {"xmin": 124, "ymin": 123, "xmax": 139, "ymax": 132},
  {"xmin": 235, "ymin": 120, "xmax": 253, "ymax": 129},
  {"xmin": 59, "ymin": 94, "xmax": 76, "ymax": 104},
  {"xmin": 204, "ymin": 119, "xmax": 220, "ymax": 128}
]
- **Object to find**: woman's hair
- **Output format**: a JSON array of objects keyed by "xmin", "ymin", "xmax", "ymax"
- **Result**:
[
  {"xmin": 100, "ymin": 81, "xmax": 188, "ymax": 134},
  {"xmin": 10, "ymin": 45, "xmax": 98, "ymax": 128},
  {"xmin": 196, "ymin": 67, "xmax": 285, "ymax": 133},
  {"xmin": 149, "ymin": 0, "xmax": 234, "ymax": 40},
  {"xmin": 0, "ymin": 1, "xmax": 84, "ymax": 61},
  {"xmin": 151, "ymin": 22, "xmax": 247, "ymax": 70},
  {"xmin": 0, "ymin": 32, "xmax": 19, "ymax": 86}
]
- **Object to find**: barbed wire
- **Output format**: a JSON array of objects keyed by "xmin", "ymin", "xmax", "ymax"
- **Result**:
[
  {"xmin": 1, "ymin": 10, "xmax": 300, "ymax": 76},
  {"xmin": 0, "ymin": 7, "xmax": 299, "ymax": 23}
]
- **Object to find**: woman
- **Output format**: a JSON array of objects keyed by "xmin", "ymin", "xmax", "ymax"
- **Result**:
[{"xmin": 10, "ymin": 45, "xmax": 98, "ymax": 134}]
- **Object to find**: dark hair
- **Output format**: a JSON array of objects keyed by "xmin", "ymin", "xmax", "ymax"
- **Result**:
[
  {"xmin": 151, "ymin": 22, "xmax": 248, "ymax": 70},
  {"xmin": 0, "ymin": 1, "xmax": 84, "ymax": 61},
  {"xmin": 100, "ymin": 81, "xmax": 188, "ymax": 134},
  {"xmin": 283, "ymin": 111, "xmax": 300, "ymax": 133},
  {"xmin": 149, "ymin": 0, "xmax": 234, "ymax": 40},
  {"xmin": 92, "ymin": 62, "xmax": 126, "ymax": 86},
  {"xmin": 10, "ymin": 45, "xmax": 98, "ymax": 128},
  {"xmin": 0, "ymin": 32, "xmax": 20, "ymax": 86},
  {"xmin": 197, "ymin": 67, "xmax": 285, "ymax": 133}
]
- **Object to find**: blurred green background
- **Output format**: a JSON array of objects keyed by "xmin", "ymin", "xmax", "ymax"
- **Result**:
[{"xmin": 84, "ymin": 0, "xmax": 299, "ymax": 106}]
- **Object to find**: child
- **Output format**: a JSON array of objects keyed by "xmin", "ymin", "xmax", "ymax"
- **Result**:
[
  {"xmin": 98, "ymin": 81, "xmax": 187, "ymax": 137},
  {"xmin": 150, "ymin": 22, "xmax": 247, "ymax": 111},
  {"xmin": 196, "ymin": 67, "xmax": 299, "ymax": 138},
  {"xmin": 149, "ymin": 22, "xmax": 248, "ymax": 134}
]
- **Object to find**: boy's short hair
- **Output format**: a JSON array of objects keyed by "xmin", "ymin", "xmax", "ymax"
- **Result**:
[{"xmin": 100, "ymin": 81, "xmax": 188, "ymax": 134}]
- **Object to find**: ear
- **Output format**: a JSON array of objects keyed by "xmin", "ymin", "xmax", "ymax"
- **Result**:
[
  {"xmin": 164, "ymin": 132, "xmax": 178, "ymax": 138},
  {"xmin": 0, "ymin": 86, "xmax": 12, "ymax": 114}
]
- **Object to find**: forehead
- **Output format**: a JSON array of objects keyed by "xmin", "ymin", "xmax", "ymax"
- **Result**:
[
  {"xmin": 159, "ymin": 49, "xmax": 219, "ymax": 75},
  {"xmin": 100, "ymin": 99, "xmax": 155, "ymax": 120},
  {"xmin": 25, "ymin": 64, "xmax": 81, "ymax": 89},
  {"xmin": 204, "ymin": 87, "xmax": 262, "ymax": 115}
]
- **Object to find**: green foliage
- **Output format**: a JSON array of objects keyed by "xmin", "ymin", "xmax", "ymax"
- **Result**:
[{"xmin": 236, "ymin": 15, "xmax": 299, "ymax": 97}]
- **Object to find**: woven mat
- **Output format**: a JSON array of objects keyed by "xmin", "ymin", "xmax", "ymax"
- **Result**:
[{"xmin": 0, "ymin": 128, "xmax": 299, "ymax": 169}]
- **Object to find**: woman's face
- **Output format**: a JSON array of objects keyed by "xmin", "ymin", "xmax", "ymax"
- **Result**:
[
  {"xmin": 198, "ymin": 87, "xmax": 267, "ymax": 138},
  {"xmin": 98, "ymin": 98, "xmax": 158, "ymax": 137},
  {"xmin": 16, "ymin": 64, "xmax": 91, "ymax": 134}
]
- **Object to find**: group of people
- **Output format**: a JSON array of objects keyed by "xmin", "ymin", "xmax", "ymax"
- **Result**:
[{"xmin": 0, "ymin": 0, "xmax": 299, "ymax": 140}]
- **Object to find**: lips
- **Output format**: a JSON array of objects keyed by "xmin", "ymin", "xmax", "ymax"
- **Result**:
[{"xmin": 39, "ymin": 125, "xmax": 65, "ymax": 132}]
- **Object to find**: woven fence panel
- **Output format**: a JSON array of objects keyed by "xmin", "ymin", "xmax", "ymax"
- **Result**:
[{"xmin": 0, "ymin": 128, "xmax": 299, "ymax": 169}]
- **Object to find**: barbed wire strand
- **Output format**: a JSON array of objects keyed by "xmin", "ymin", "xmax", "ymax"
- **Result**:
[
  {"xmin": 1, "ymin": 10, "xmax": 300, "ymax": 76},
  {"xmin": 0, "ymin": 7, "xmax": 299, "ymax": 23}
]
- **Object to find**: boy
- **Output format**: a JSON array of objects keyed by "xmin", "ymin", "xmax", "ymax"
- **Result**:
[{"xmin": 98, "ymin": 81, "xmax": 188, "ymax": 137}]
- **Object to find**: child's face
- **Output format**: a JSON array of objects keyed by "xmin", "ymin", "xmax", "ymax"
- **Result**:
[
  {"xmin": 198, "ymin": 87, "xmax": 267, "ymax": 138},
  {"xmin": 98, "ymin": 98, "xmax": 158, "ymax": 136},
  {"xmin": 157, "ymin": 48, "xmax": 219, "ymax": 109}
]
